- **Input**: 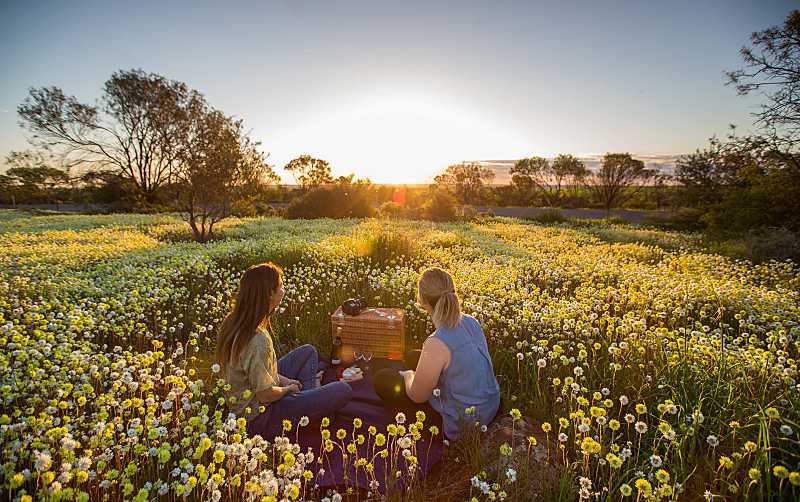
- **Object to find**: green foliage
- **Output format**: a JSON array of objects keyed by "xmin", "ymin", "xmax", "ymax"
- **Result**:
[
  {"xmin": 642, "ymin": 209, "xmax": 706, "ymax": 232},
  {"xmin": 740, "ymin": 227, "xmax": 800, "ymax": 263},
  {"xmin": 2, "ymin": 213, "xmax": 799, "ymax": 501},
  {"xmin": 286, "ymin": 184, "xmax": 375, "ymax": 219},
  {"xmin": 434, "ymin": 162, "xmax": 495, "ymax": 204},
  {"xmin": 283, "ymin": 155, "xmax": 333, "ymax": 191},
  {"xmin": 420, "ymin": 188, "xmax": 461, "ymax": 221}
]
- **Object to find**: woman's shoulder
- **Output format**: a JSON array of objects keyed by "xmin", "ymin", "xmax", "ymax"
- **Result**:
[
  {"xmin": 248, "ymin": 330, "xmax": 272, "ymax": 351},
  {"xmin": 461, "ymin": 313, "xmax": 478, "ymax": 324},
  {"xmin": 460, "ymin": 313, "xmax": 483, "ymax": 331}
]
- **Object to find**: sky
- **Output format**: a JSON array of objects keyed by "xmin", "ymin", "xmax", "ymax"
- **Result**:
[{"xmin": 0, "ymin": 0, "xmax": 795, "ymax": 183}]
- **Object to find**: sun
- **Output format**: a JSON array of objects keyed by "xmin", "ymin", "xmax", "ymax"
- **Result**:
[{"xmin": 270, "ymin": 89, "xmax": 526, "ymax": 184}]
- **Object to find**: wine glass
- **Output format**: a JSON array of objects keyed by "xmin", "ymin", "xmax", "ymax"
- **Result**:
[
  {"xmin": 361, "ymin": 350, "xmax": 373, "ymax": 372},
  {"xmin": 353, "ymin": 348, "xmax": 364, "ymax": 367}
]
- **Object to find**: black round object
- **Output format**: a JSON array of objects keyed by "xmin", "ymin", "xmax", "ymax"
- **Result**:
[{"xmin": 373, "ymin": 368, "xmax": 406, "ymax": 404}]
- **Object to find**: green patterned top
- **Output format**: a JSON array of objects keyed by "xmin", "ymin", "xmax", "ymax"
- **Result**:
[{"xmin": 225, "ymin": 329, "xmax": 278, "ymax": 421}]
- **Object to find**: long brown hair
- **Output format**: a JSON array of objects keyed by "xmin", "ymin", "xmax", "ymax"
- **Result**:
[
  {"xmin": 418, "ymin": 267, "xmax": 461, "ymax": 329},
  {"xmin": 216, "ymin": 262, "xmax": 283, "ymax": 372}
]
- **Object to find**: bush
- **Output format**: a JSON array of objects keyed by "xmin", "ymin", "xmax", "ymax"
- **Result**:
[
  {"xmin": 419, "ymin": 189, "xmax": 460, "ymax": 222},
  {"xmin": 352, "ymin": 226, "xmax": 418, "ymax": 266},
  {"xmin": 741, "ymin": 227, "xmax": 800, "ymax": 263},
  {"xmin": 378, "ymin": 201, "xmax": 405, "ymax": 219},
  {"xmin": 287, "ymin": 185, "xmax": 375, "ymax": 219},
  {"xmin": 642, "ymin": 208, "xmax": 706, "ymax": 232}
]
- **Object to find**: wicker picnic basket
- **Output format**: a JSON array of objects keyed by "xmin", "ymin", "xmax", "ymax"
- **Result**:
[{"xmin": 330, "ymin": 307, "xmax": 405, "ymax": 360}]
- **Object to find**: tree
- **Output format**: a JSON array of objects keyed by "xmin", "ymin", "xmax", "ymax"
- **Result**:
[
  {"xmin": 17, "ymin": 69, "xmax": 203, "ymax": 202},
  {"xmin": 675, "ymin": 131, "xmax": 753, "ymax": 207},
  {"xmin": 433, "ymin": 161, "xmax": 495, "ymax": 204},
  {"xmin": 584, "ymin": 153, "xmax": 656, "ymax": 212},
  {"xmin": 673, "ymin": 9, "xmax": 800, "ymax": 238},
  {"xmin": 284, "ymin": 155, "xmax": 333, "ymax": 191},
  {"xmin": 510, "ymin": 155, "xmax": 587, "ymax": 206},
  {"xmin": 726, "ymin": 10, "xmax": 800, "ymax": 140},
  {"xmin": 333, "ymin": 173, "xmax": 372, "ymax": 185},
  {"xmin": 509, "ymin": 156, "xmax": 551, "ymax": 204},
  {"xmin": 78, "ymin": 170, "xmax": 139, "ymax": 207},
  {"xmin": 2, "ymin": 150, "xmax": 72, "ymax": 203},
  {"xmin": 551, "ymin": 154, "xmax": 588, "ymax": 199},
  {"xmin": 173, "ymin": 108, "xmax": 279, "ymax": 242}
]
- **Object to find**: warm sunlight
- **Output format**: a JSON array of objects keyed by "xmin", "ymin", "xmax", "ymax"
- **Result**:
[
  {"xmin": 270, "ymin": 89, "xmax": 528, "ymax": 183},
  {"xmin": 4, "ymin": 3, "xmax": 800, "ymax": 500}
]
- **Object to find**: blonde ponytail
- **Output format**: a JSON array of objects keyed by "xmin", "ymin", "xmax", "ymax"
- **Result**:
[{"xmin": 418, "ymin": 267, "xmax": 462, "ymax": 329}]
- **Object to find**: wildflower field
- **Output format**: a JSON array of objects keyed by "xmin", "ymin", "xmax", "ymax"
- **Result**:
[{"xmin": 1, "ymin": 210, "xmax": 799, "ymax": 501}]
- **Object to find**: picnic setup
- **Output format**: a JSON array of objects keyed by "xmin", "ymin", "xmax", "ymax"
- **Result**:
[{"xmin": 295, "ymin": 299, "xmax": 445, "ymax": 495}]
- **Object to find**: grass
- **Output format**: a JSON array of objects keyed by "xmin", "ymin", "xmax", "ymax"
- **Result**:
[{"xmin": 1, "ymin": 211, "xmax": 799, "ymax": 501}]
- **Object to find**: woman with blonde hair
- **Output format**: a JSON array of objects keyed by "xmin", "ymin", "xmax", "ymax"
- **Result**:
[
  {"xmin": 216, "ymin": 262, "xmax": 353, "ymax": 439},
  {"xmin": 375, "ymin": 267, "xmax": 500, "ymax": 439}
]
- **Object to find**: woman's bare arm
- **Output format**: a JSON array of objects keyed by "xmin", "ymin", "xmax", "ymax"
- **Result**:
[
  {"xmin": 256, "ymin": 383, "xmax": 299, "ymax": 404},
  {"xmin": 401, "ymin": 337, "xmax": 450, "ymax": 403}
]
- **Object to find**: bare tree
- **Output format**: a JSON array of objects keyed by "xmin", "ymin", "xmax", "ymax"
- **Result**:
[
  {"xmin": 17, "ymin": 69, "xmax": 202, "ymax": 202},
  {"xmin": 584, "ymin": 153, "xmax": 656, "ymax": 212}
]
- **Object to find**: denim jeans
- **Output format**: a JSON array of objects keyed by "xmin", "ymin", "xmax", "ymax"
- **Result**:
[{"xmin": 247, "ymin": 344, "xmax": 353, "ymax": 439}]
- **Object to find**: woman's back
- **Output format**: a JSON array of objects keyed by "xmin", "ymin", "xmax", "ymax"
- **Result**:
[{"xmin": 429, "ymin": 314, "xmax": 500, "ymax": 439}]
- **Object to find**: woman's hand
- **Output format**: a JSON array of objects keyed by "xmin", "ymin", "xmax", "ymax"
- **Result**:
[
  {"xmin": 399, "ymin": 369, "xmax": 415, "ymax": 389},
  {"xmin": 278, "ymin": 374, "xmax": 303, "ymax": 390},
  {"xmin": 256, "ymin": 383, "xmax": 300, "ymax": 404}
]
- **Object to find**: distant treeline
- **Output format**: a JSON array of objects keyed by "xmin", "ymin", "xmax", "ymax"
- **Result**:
[{"xmin": 2, "ymin": 11, "xmax": 800, "ymax": 250}]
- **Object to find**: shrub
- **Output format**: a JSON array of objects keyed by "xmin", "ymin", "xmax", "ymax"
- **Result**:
[
  {"xmin": 419, "ymin": 189, "xmax": 460, "ymax": 221},
  {"xmin": 741, "ymin": 227, "xmax": 800, "ymax": 263},
  {"xmin": 287, "ymin": 185, "xmax": 375, "ymax": 219},
  {"xmin": 378, "ymin": 201, "xmax": 405, "ymax": 219},
  {"xmin": 352, "ymin": 226, "xmax": 418, "ymax": 266},
  {"xmin": 642, "ymin": 208, "xmax": 706, "ymax": 232}
]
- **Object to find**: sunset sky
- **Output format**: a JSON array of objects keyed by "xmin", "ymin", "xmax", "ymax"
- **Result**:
[{"xmin": 0, "ymin": 0, "xmax": 795, "ymax": 183}]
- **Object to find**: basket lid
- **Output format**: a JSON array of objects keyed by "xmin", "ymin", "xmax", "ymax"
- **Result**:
[{"xmin": 332, "ymin": 306, "xmax": 404, "ymax": 322}]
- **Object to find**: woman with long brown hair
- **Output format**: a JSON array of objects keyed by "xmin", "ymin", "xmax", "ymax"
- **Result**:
[{"xmin": 217, "ymin": 262, "xmax": 352, "ymax": 438}]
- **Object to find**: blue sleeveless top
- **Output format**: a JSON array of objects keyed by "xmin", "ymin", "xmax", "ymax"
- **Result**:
[{"xmin": 428, "ymin": 314, "xmax": 500, "ymax": 439}]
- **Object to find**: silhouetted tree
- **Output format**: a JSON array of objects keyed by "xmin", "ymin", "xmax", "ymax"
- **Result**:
[
  {"xmin": 727, "ymin": 10, "xmax": 800, "ymax": 140},
  {"xmin": 434, "ymin": 161, "xmax": 495, "ymax": 204},
  {"xmin": 584, "ymin": 153, "xmax": 656, "ymax": 212},
  {"xmin": 78, "ymin": 170, "xmax": 139, "ymax": 207},
  {"xmin": 173, "ymin": 108, "xmax": 279, "ymax": 242},
  {"xmin": 17, "ymin": 69, "xmax": 203, "ymax": 201},
  {"xmin": 2, "ymin": 150, "xmax": 72, "ymax": 203},
  {"xmin": 509, "ymin": 155, "xmax": 586, "ymax": 206},
  {"xmin": 284, "ymin": 155, "xmax": 333, "ymax": 191},
  {"xmin": 675, "ymin": 132, "xmax": 752, "ymax": 206},
  {"xmin": 510, "ymin": 156, "xmax": 551, "ymax": 204},
  {"xmin": 333, "ymin": 173, "xmax": 372, "ymax": 185},
  {"xmin": 552, "ymin": 154, "xmax": 588, "ymax": 199}
]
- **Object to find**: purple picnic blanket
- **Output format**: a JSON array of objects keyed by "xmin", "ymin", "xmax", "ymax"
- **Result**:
[{"xmin": 296, "ymin": 358, "xmax": 444, "ymax": 494}]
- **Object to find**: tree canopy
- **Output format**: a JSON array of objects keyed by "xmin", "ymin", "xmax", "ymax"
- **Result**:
[
  {"xmin": 17, "ymin": 69, "xmax": 203, "ymax": 201},
  {"xmin": 284, "ymin": 155, "xmax": 333, "ymax": 191},
  {"xmin": 434, "ymin": 162, "xmax": 495, "ymax": 204}
]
